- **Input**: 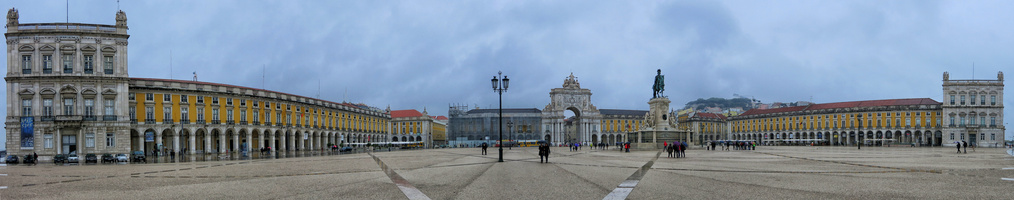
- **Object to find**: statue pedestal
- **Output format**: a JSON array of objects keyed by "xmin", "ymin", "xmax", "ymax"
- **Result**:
[{"xmin": 628, "ymin": 97, "xmax": 689, "ymax": 150}]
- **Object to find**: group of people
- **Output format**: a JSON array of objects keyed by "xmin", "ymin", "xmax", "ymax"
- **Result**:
[
  {"xmin": 665, "ymin": 141, "xmax": 686, "ymax": 158},
  {"xmin": 956, "ymin": 141, "xmax": 975, "ymax": 153},
  {"xmin": 706, "ymin": 141, "xmax": 755, "ymax": 151}
]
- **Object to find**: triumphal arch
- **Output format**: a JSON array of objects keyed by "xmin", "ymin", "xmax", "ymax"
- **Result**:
[{"xmin": 541, "ymin": 73, "xmax": 602, "ymax": 145}]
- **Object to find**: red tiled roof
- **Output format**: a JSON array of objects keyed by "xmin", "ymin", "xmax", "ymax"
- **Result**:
[
  {"xmin": 391, "ymin": 109, "xmax": 424, "ymax": 118},
  {"xmin": 692, "ymin": 112, "xmax": 727, "ymax": 120},
  {"xmin": 739, "ymin": 106, "xmax": 807, "ymax": 116},
  {"xmin": 739, "ymin": 98, "xmax": 940, "ymax": 117},
  {"xmin": 432, "ymin": 116, "xmax": 449, "ymax": 120}
]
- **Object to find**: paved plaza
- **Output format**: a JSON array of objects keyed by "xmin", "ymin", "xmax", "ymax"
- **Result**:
[{"xmin": 2, "ymin": 146, "xmax": 1013, "ymax": 199}]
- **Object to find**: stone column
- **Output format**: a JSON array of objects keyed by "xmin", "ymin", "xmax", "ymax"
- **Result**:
[
  {"xmin": 56, "ymin": 129, "xmax": 62, "ymax": 154},
  {"xmin": 155, "ymin": 131, "xmax": 163, "ymax": 154},
  {"xmin": 173, "ymin": 132, "xmax": 179, "ymax": 154},
  {"xmin": 188, "ymin": 133, "xmax": 196, "ymax": 155},
  {"xmin": 232, "ymin": 132, "xmax": 239, "ymax": 152},
  {"xmin": 245, "ymin": 132, "xmax": 252, "ymax": 152},
  {"xmin": 204, "ymin": 133, "xmax": 211, "ymax": 154},
  {"xmin": 298, "ymin": 132, "xmax": 305, "ymax": 151},
  {"xmin": 219, "ymin": 132, "xmax": 226, "ymax": 153},
  {"xmin": 269, "ymin": 133, "xmax": 276, "ymax": 152},
  {"xmin": 280, "ymin": 132, "xmax": 287, "ymax": 151}
]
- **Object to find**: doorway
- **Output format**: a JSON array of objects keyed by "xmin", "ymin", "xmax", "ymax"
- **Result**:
[{"xmin": 62, "ymin": 135, "xmax": 78, "ymax": 154}]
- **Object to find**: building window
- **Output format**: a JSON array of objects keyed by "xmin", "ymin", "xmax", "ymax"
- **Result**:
[
  {"xmin": 145, "ymin": 106, "xmax": 154, "ymax": 121},
  {"xmin": 45, "ymin": 134, "xmax": 54, "ymax": 149},
  {"xmin": 181, "ymin": 107, "xmax": 189, "ymax": 122},
  {"xmin": 969, "ymin": 117, "xmax": 975, "ymax": 125},
  {"xmin": 265, "ymin": 111, "xmax": 271, "ymax": 123},
  {"xmin": 103, "ymin": 56, "xmax": 113, "ymax": 74},
  {"xmin": 980, "ymin": 95, "xmax": 986, "ymax": 105},
  {"xmin": 63, "ymin": 54, "xmax": 74, "ymax": 73},
  {"xmin": 43, "ymin": 55, "xmax": 53, "ymax": 74},
  {"xmin": 980, "ymin": 117, "xmax": 985, "ymax": 126},
  {"xmin": 181, "ymin": 95, "xmax": 189, "ymax": 103},
  {"xmin": 85, "ymin": 133, "xmax": 95, "ymax": 148},
  {"xmin": 164, "ymin": 107, "xmax": 172, "ymax": 121},
  {"xmin": 83, "ymin": 55, "xmax": 94, "ymax": 74},
  {"xmin": 213, "ymin": 97, "xmax": 219, "ymax": 105},
  {"xmin": 991, "ymin": 117, "xmax": 996, "ymax": 126},
  {"xmin": 129, "ymin": 106, "xmax": 136, "ymax": 120},
  {"xmin": 22, "ymin": 55, "xmax": 32, "ymax": 74},
  {"xmin": 950, "ymin": 133, "xmax": 954, "ymax": 140},
  {"xmin": 212, "ymin": 108, "xmax": 220, "ymax": 121},
  {"xmin": 970, "ymin": 95, "xmax": 976, "ymax": 105},
  {"xmin": 106, "ymin": 133, "xmax": 115, "ymax": 147},
  {"xmin": 197, "ymin": 108, "xmax": 205, "ymax": 121},
  {"xmin": 991, "ymin": 95, "xmax": 996, "ymax": 105},
  {"xmin": 22, "ymin": 99, "xmax": 32, "ymax": 116},
  {"xmin": 227, "ymin": 98, "xmax": 233, "ymax": 105},
  {"xmin": 949, "ymin": 95, "xmax": 955, "ymax": 105},
  {"xmin": 960, "ymin": 133, "xmax": 964, "ymax": 140},
  {"xmin": 959, "ymin": 116, "xmax": 965, "ymax": 126},
  {"xmin": 84, "ymin": 99, "xmax": 95, "ymax": 117},
  {"xmin": 253, "ymin": 110, "xmax": 259, "ymax": 123},
  {"xmin": 240, "ymin": 110, "xmax": 247, "ymax": 121},
  {"xmin": 43, "ymin": 99, "xmax": 53, "ymax": 117},
  {"xmin": 63, "ymin": 98, "xmax": 75, "ymax": 115},
  {"xmin": 164, "ymin": 94, "xmax": 171, "ymax": 102},
  {"xmin": 145, "ymin": 93, "xmax": 154, "ymax": 101},
  {"xmin": 980, "ymin": 133, "xmax": 985, "ymax": 140},
  {"xmin": 960, "ymin": 95, "xmax": 965, "ymax": 105},
  {"xmin": 949, "ymin": 116, "xmax": 955, "ymax": 126},
  {"xmin": 129, "ymin": 93, "xmax": 135, "ymax": 101},
  {"xmin": 991, "ymin": 133, "xmax": 995, "ymax": 141},
  {"xmin": 104, "ymin": 99, "xmax": 114, "ymax": 116},
  {"xmin": 197, "ymin": 96, "xmax": 204, "ymax": 104}
]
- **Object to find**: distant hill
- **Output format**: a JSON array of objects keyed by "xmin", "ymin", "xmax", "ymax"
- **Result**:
[{"xmin": 684, "ymin": 97, "xmax": 753, "ymax": 110}]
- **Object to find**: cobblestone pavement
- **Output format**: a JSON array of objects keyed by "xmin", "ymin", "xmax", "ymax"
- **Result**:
[{"xmin": 1, "ymin": 146, "xmax": 1012, "ymax": 199}]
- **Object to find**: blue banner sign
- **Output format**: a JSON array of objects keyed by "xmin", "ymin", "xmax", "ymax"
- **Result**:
[
  {"xmin": 21, "ymin": 117, "xmax": 34, "ymax": 148},
  {"xmin": 145, "ymin": 131, "xmax": 155, "ymax": 142}
]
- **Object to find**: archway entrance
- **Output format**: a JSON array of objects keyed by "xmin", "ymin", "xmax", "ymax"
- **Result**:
[{"xmin": 541, "ymin": 73, "xmax": 601, "ymax": 145}]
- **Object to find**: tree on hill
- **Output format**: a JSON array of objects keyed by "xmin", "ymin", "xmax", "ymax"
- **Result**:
[{"xmin": 684, "ymin": 97, "xmax": 754, "ymax": 110}]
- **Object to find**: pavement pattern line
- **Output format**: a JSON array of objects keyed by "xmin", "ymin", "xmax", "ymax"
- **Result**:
[
  {"xmin": 0, "ymin": 186, "xmax": 7, "ymax": 189},
  {"xmin": 1003, "ymin": 168, "xmax": 1014, "ymax": 170},
  {"xmin": 1002, "ymin": 178, "xmax": 1014, "ymax": 181},
  {"xmin": 603, "ymin": 150, "xmax": 663, "ymax": 200},
  {"xmin": 755, "ymin": 152, "xmax": 940, "ymax": 174},
  {"xmin": 369, "ymin": 153, "xmax": 432, "ymax": 200}
]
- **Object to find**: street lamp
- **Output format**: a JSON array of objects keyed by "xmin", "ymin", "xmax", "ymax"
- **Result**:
[
  {"xmin": 492, "ymin": 71, "xmax": 509, "ymax": 162},
  {"xmin": 857, "ymin": 114, "xmax": 862, "ymax": 150},
  {"xmin": 507, "ymin": 120, "xmax": 514, "ymax": 150}
]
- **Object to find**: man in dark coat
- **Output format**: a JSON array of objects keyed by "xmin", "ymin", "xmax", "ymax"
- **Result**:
[
  {"xmin": 956, "ymin": 142, "xmax": 961, "ymax": 153},
  {"xmin": 680, "ymin": 141, "xmax": 687, "ymax": 158},
  {"xmin": 666, "ymin": 144, "xmax": 674, "ymax": 158},
  {"xmin": 962, "ymin": 141, "xmax": 967, "ymax": 154},
  {"xmin": 481, "ymin": 142, "xmax": 488, "ymax": 155},
  {"xmin": 539, "ymin": 143, "xmax": 550, "ymax": 163}
]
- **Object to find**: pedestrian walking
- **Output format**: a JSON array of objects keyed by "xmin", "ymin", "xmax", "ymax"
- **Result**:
[
  {"xmin": 539, "ymin": 143, "xmax": 550, "ymax": 163},
  {"xmin": 962, "ymin": 141, "xmax": 967, "ymax": 154},
  {"xmin": 481, "ymin": 142, "xmax": 488, "ymax": 155},
  {"xmin": 680, "ymin": 141, "xmax": 687, "ymax": 158},
  {"xmin": 956, "ymin": 142, "xmax": 961, "ymax": 153}
]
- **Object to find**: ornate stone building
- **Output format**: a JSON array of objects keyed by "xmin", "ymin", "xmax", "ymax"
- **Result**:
[
  {"xmin": 941, "ymin": 72, "xmax": 1005, "ymax": 147},
  {"xmin": 5, "ymin": 9, "xmax": 391, "ymax": 159},
  {"xmin": 541, "ymin": 73, "xmax": 603, "ymax": 145}
]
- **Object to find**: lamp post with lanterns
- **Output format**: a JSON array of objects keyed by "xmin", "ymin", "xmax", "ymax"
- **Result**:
[{"xmin": 492, "ymin": 71, "xmax": 509, "ymax": 162}]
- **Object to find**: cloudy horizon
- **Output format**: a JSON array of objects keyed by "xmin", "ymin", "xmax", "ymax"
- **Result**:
[{"xmin": 3, "ymin": 0, "xmax": 1012, "ymax": 148}]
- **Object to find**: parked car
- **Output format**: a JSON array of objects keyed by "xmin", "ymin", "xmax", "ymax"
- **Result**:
[
  {"xmin": 53, "ymin": 154, "xmax": 67, "ymax": 164},
  {"xmin": 85, "ymin": 154, "xmax": 98, "ymax": 164},
  {"xmin": 22, "ymin": 154, "xmax": 36, "ymax": 164},
  {"xmin": 101, "ymin": 154, "xmax": 115, "ymax": 163},
  {"xmin": 115, "ymin": 154, "xmax": 129, "ymax": 162},
  {"xmin": 4, "ymin": 155, "xmax": 18, "ymax": 164},
  {"xmin": 339, "ymin": 146, "xmax": 353, "ymax": 152},
  {"xmin": 131, "ymin": 151, "xmax": 146, "ymax": 163},
  {"xmin": 67, "ymin": 154, "xmax": 80, "ymax": 163}
]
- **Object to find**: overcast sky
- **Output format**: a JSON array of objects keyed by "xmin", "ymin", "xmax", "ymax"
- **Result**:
[{"xmin": 3, "ymin": 1, "xmax": 1012, "ymax": 148}]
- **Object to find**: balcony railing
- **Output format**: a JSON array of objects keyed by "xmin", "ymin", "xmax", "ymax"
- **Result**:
[
  {"xmin": 145, "ymin": 119, "xmax": 155, "ymax": 124},
  {"xmin": 197, "ymin": 121, "xmax": 205, "ymax": 125},
  {"xmin": 163, "ymin": 119, "xmax": 174, "ymax": 124},
  {"xmin": 182, "ymin": 120, "xmax": 190, "ymax": 125},
  {"xmin": 227, "ymin": 120, "xmax": 235, "ymax": 125},
  {"xmin": 252, "ymin": 121, "xmax": 260, "ymax": 126},
  {"xmin": 16, "ymin": 23, "xmax": 119, "ymax": 33},
  {"xmin": 130, "ymin": 119, "xmax": 137, "ymax": 124},
  {"xmin": 82, "ymin": 115, "xmax": 97, "ymax": 121},
  {"xmin": 102, "ymin": 115, "xmax": 117, "ymax": 121},
  {"xmin": 211, "ymin": 120, "xmax": 221, "ymax": 125},
  {"xmin": 240, "ymin": 121, "xmax": 247, "ymax": 125}
]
